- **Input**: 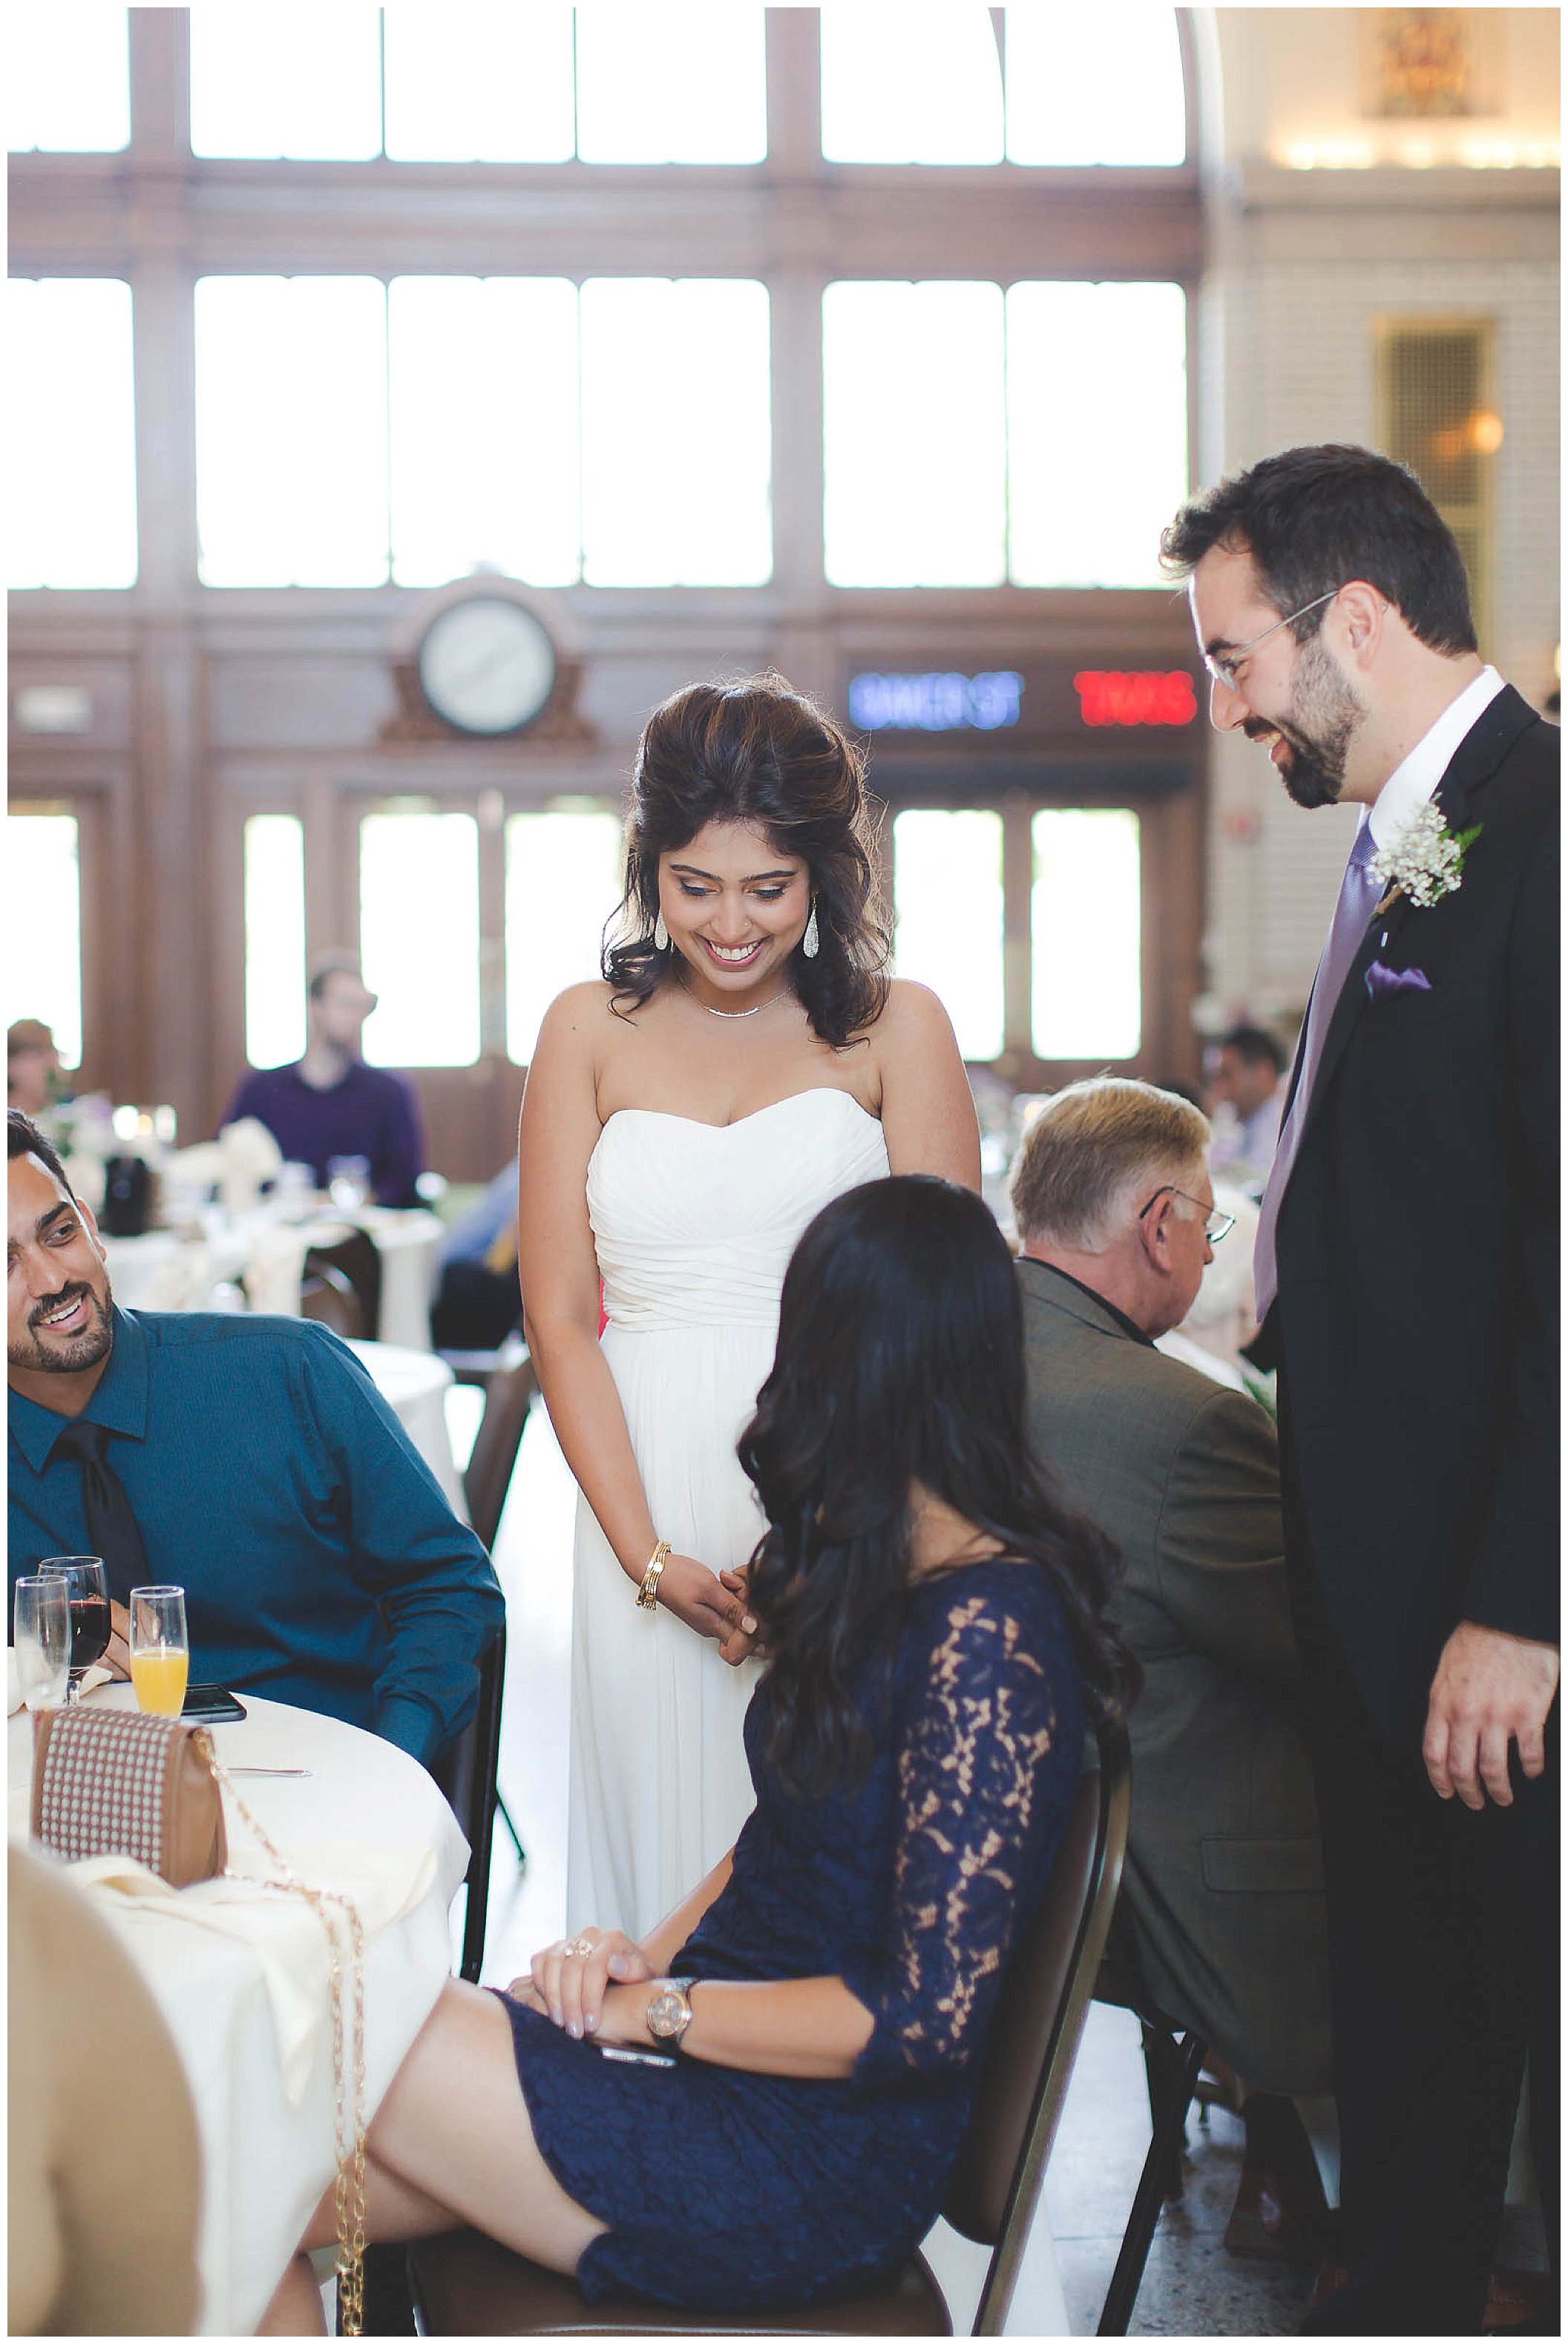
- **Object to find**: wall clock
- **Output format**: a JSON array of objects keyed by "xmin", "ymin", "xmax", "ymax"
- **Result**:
[{"xmin": 415, "ymin": 595, "xmax": 557, "ymax": 738}]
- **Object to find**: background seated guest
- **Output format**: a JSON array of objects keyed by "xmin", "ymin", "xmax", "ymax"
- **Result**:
[
  {"xmin": 7, "ymin": 1018, "xmax": 64, "ymax": 1128},
  {"xmin": 256, "ymin": 1177, "xmax": 1132, "ymax": 2334},
  {"xmin": 220, "ymin": 951, "xmax": 426, "ymax": 1208},
  {"xmin": 1203, "ymin": 1022, "xmax": 1287, "ymax": 1196},
  {"xmin": 9, "ymin": 1842, "xmax": 201, "ymax": 2335},
  {"xmin": 7, "ymin": 1111, "xmax": 502, "ymax": 1764},
  {"xmin": 431, "ymin": 1164, "xmax": 522, "ymax": 1352},
  {"xmin": 1011, "ymin": 1078, "xmax": 1334, "ymax": 2253}
]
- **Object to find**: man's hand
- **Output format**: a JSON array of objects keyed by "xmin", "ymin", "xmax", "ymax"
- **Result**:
[
  {"xmin": 1422, "ymin": 1621, "xmax": 1559, "ymax": 1809},
  {"xmin": 105, "ymin": 1598, "xmax": 131, "ymax": 1679}
]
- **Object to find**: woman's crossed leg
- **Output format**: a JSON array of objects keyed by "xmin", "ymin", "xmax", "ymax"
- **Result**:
[{"xmin": 259, "ymin": 1980, "xmax": 605, "ymax": 2335}]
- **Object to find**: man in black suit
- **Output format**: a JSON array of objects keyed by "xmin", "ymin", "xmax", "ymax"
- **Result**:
[{"xmin": 1163, "ymin": 445, "xmax": 1558, "ymax": 2337}]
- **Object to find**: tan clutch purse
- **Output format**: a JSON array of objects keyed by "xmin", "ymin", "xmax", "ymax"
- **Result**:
[{"xmin": 31, "ymin": 1705, "xmax": 228, "ymax": 1886}]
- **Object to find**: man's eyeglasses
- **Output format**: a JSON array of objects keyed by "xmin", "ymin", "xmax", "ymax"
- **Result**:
[
  {"xmin": 1138, "ymin": 1187, "xmax": 1236, "ymax": 1244},
  {"xmin": 1202, "ymin": 587, "xmax": 1342, "ymax": 693}
]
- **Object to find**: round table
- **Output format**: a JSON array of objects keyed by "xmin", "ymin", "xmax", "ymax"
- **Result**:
[{"xmin": 8, "ymin": 1687, "xmax": 470, "ymax": 2334}]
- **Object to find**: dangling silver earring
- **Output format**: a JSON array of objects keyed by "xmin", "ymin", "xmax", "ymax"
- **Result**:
[
  {"xmin": 653, "ymin": 910, "xmax": 669, "ymax": 952},
  {"xmin": 801, "ymin": 902, "xmax": 820, "ymax": 960}
]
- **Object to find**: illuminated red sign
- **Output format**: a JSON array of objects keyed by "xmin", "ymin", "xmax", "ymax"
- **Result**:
[{"xmin": 1073, "ymin": 670, "xmax": 1198, "ymax": 727}]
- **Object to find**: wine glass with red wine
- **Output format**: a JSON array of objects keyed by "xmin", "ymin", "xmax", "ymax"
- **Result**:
[{"xmin": 39, "ymin": 1557, "xmax": 111, "ymax": 1703}]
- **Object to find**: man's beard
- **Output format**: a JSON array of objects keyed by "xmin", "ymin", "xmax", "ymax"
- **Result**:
[
  {"xmin": 9, "ymin": 1279, "xmax": 114, "ymax": 1376},
  {"xmin": 1248, "ymin": 635, "xmax": 1366, "ymax": 810}
]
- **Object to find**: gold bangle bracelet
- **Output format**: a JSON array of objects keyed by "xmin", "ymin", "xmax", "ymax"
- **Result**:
[{"xmin": 636, "ymin": 1540, "xmax": 672, "ymax": 1611}]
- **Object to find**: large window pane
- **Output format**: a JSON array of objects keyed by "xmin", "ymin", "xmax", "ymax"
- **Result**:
[
  {"xmin": 893, "ymin": 810, "xmax": 1004, "ymax": 1062},
  {"xmin": 580, "ymin": 279, "xmax": 771, "ymax": 585},
  {"xmin": 1006, "ymin": 10, "xmax": 1186, "ymax": 165},
  {"xmin": 1031, "ymin": 810, "xmax": 1141, "ymax": 1060},
  {"xmin": 390, "ymin": 278, "xmax": 580, "ymax": 586},
  {"xmin": 505, "ymin": 807, "xmax": 624, "ymax": 1063},
  {"xmin": 821, "ymin": 12, "xmax": 1001, "ymax": 163},
  {"xmin": 576, "ymin": 6, "xmax": 767, "ymax": 162},
  {"xmin": 6, "ymin": 814, "xmax": 83, "ymax": 1066},
  {"xmin": 384, "ymin": 7, "xmax": 575, "ymax": 160},
  {"xmin": 190, "ymin": 4, "xmax": 381, "ymax": 158},
  {"xmin": 7, "ymin": 6, "xmax": 128, "ymax": 151},
  {"xmin": 359, "ymin": 812, "xmax": 481, "ymax": 1067},
  {"xmin": 243, "ymin": 816, "xmax": 306, "ymax": 1070},
  {"xmin": 196, "ymin": 277, "xmax": 390, "ymax": 585},
  {"xmin": 824, "ymin": 282, "xmax": 1005, "ymax": 587},
  {"xmin": 1007, "ymin": 282, "xmax": 1187, "ymax": 588},
  {"xmin": 7, "ymin": 280, "xmax": 137, "ymax": 588}
]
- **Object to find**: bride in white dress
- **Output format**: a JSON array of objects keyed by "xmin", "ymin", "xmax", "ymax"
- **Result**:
[{"xmin": 519, "ymin": 676, "xmax": 980, "ymax": 1939}]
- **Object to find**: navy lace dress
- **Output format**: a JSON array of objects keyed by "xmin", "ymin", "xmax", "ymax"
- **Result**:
[{"xmin": 500, "ymin": 1559, "xmax": 1086, "ymax": 2309}]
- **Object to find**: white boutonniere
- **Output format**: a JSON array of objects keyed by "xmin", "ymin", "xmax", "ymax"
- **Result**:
[{"xmin": 1369, "ymin": 803, "xmax": 1483, "ymax": 918}]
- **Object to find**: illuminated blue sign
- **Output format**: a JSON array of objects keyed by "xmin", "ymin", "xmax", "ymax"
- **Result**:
[{"xmin": 848, "ymin": 670, "xmax": 1024, "ymax": 733}]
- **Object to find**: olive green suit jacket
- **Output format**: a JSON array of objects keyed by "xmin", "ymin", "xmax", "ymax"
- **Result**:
[{"xmin": 1017, "ymin": 1255, "xmax": 1331, "ymax": 2095}]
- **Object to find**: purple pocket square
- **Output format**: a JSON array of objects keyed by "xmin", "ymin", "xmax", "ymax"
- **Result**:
[{"xmin": 1365, "ymin": 959, "xmax": 1431, "ymax": 999}]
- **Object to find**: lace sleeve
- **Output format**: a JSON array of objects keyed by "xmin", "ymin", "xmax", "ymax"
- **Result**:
[{"xmin": 839, "ymin": 1583, "xmax": 1083, "ymax": 2087}]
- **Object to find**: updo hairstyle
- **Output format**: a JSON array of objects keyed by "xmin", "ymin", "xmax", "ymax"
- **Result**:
[{"xmin": 603, "ymin": 674, "xmax": 890, "ymax": 1048}]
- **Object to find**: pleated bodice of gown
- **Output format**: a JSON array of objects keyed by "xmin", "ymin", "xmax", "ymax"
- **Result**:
[{"xmin": 565, "ymin": 1087, "xmax": 890, "ymax": 1940}]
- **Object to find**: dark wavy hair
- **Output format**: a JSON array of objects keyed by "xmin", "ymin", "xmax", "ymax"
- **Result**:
[
  {"xmin": 738, "ymin": 1177, "xmax": 1136, "ymax": 1798},
  {"xmin": 603, "ymin": 675, "xmax": 890, "ymax": 1048}
]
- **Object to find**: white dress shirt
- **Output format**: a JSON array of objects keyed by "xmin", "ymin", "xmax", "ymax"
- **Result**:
[{"xmin": 1362, "ymin": 663, "xmax": 1506, "ymax": 857}]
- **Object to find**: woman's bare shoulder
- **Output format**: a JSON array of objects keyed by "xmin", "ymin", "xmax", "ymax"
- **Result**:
[{"xmin": 867, "ymin": 978, "xmax": 960, "ymax": 1047}]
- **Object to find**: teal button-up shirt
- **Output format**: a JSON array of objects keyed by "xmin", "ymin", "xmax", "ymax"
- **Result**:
[{"xmin": 8, "ymin": 1308, "xmax": 504, "ymax": 1764}]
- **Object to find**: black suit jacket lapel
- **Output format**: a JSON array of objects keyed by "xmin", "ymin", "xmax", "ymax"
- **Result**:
[{"xmin": 1291, "ymin": 684, "xmax": 1540, "ymax": 1158}]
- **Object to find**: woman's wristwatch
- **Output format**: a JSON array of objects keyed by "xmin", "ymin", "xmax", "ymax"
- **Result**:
[{"xmin": 644, "ymin": 1977, "xmax": 697, "ymax": 2049}]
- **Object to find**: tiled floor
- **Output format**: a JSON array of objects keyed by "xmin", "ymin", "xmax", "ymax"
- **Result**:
[{"xmin": 460, "ymin": 1402, "xmax": 1318, "ymax": 2338}]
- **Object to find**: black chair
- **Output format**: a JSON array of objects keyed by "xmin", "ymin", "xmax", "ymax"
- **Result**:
[
  {"xmin": 1091, "ymin": 1903, "xmax": 1212, "ymax": 2335},
  {"xmin": 462, "ymin": 1350, "xmax": 542, "ymax": 1555},
  {"xmin": 405, "ymin": 1719, "xmax": 1132, "ymax": 2338},
  {"xmin": 298, "ymin": 1261, "xmax": 363, "ymax": 1340},
  {"xmin": 429, "ymin": 1624, "xmax": 509, "ymax": 1986},
  {"xmin": 303, "ymin": 1226, "xmax": 382, "ymax": 1342}
]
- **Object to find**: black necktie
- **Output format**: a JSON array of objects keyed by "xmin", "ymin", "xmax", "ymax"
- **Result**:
[{"xmin": 51, "ymin": 1420, "xmax": 149, "ymax": 1601}]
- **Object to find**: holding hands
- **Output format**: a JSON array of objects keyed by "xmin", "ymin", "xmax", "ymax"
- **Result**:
[{"xmin": 655, "ymin": 1552, "xmax": 758, "ymax": 1667}]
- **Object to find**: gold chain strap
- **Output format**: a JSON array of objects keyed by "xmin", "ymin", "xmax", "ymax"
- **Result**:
[{"xmin": 208, "ymin": 1754, "xmax": 368, "ymax": 2336}]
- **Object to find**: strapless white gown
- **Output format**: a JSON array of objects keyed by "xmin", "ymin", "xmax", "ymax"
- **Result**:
[{"xmin": 565, "ymin": 1087, "xmax": 890, "ymax": 1940}]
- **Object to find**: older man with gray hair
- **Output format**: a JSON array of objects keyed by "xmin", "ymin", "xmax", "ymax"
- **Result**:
[{"xmin": 1013, "ymin": 1076, "xmax": 1334, "ymax": 2258}]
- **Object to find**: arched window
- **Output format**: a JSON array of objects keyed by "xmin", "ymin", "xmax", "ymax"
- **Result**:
[{"xmin": 821, "ymin": 7, "xmax": 1187, "ymax": 168}]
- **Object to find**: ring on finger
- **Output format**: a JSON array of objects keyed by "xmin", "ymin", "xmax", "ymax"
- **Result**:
[{"xmin": 565, "ymin": 1934, "xmax": 595, "ymax": 1958}]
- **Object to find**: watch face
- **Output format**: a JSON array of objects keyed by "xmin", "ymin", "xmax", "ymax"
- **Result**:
[
  {"xmin": 646, "ymin": 1983, "xmax": 692, "ymax": 2041},
  {"xmin": 416, "ymin": 597, "xmax": 557, "ymax": 738}
]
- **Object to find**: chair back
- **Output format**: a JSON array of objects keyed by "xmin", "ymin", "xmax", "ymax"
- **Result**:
[
  {"xmin": 462, "ymin": 1352, "xmax": 541, "ymax": 1552},
  {"xmin": 428, "ymin": 1624, "xmax": 508, "ymax": 1982},
  {"xmin": 942, "ymin": 1716, "xmax": 1131, "ymax": 2335},
  {"xmin": 301, "ymin": 1227, "xmax": 382, "ymax": 1342},
  {"xmin": 298, "ymin": 1262, "xmax": 362, "ymax": 1339}
]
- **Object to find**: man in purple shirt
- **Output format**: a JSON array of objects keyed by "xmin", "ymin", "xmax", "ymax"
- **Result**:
[{"xmin": 221, "ymin": 953, "xmax": 426, "ymax": 1208}]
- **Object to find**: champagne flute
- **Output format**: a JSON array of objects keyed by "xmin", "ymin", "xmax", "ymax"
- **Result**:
[
  {"xmin": 128, "ymin": 1586, "xmax": 189, "ymax": 1718},
  {"xmin": 13, "ymin": 1575, "xmax": 70, "ymax": 1713},
  {"xmin": 39, "ymin": 1557, "xmax": 111, "ymax": 1702}
]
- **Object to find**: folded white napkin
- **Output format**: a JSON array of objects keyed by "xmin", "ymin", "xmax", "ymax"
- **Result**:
[{"xmin": 68, "ymin": 1828, "xmax": 439, "ymax": 2103}]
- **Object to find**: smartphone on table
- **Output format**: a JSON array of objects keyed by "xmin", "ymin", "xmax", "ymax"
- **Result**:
[{"xmin": 181, "ymin": 1684, "xmax": 247, "ymax": 1724}]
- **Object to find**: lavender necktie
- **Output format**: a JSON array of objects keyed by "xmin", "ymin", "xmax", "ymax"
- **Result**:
[{"xmin": 1253, "ymin": 821, "xmax": 1382, "ymax": 1320}]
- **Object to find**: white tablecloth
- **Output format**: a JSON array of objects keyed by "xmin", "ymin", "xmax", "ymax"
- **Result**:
[
  {"xmin": 101, "ymin": 1206, "xmax": 445, "ymax": 1351},
  {"xmin": 9, "ymin": 1688, "xmax": 469, "ymax": 2334},
  {"xmin": 352, "ymin": 1338, "xmax": 468, "ymax": 1518}
]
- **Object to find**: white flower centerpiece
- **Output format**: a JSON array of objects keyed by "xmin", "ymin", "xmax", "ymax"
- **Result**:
[{"xmin": 1370, "ymin": 802, "xmax": 1483, "ymax": 914}]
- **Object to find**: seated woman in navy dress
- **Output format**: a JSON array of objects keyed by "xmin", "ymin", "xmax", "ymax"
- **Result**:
[{"xmin": 260, "ymin": 1176, "xmax": 1132, "ymax": 2332}]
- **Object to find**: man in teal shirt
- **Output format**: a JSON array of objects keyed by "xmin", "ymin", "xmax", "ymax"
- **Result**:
[{"xmin": 8, "ymin": 1111, "xmax": 503, "ymax": 1764}]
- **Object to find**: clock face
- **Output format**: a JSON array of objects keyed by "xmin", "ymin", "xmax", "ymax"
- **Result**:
[{"xmin": 416, "ymin": 597, "xmax": 557, "ymax": 738}]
